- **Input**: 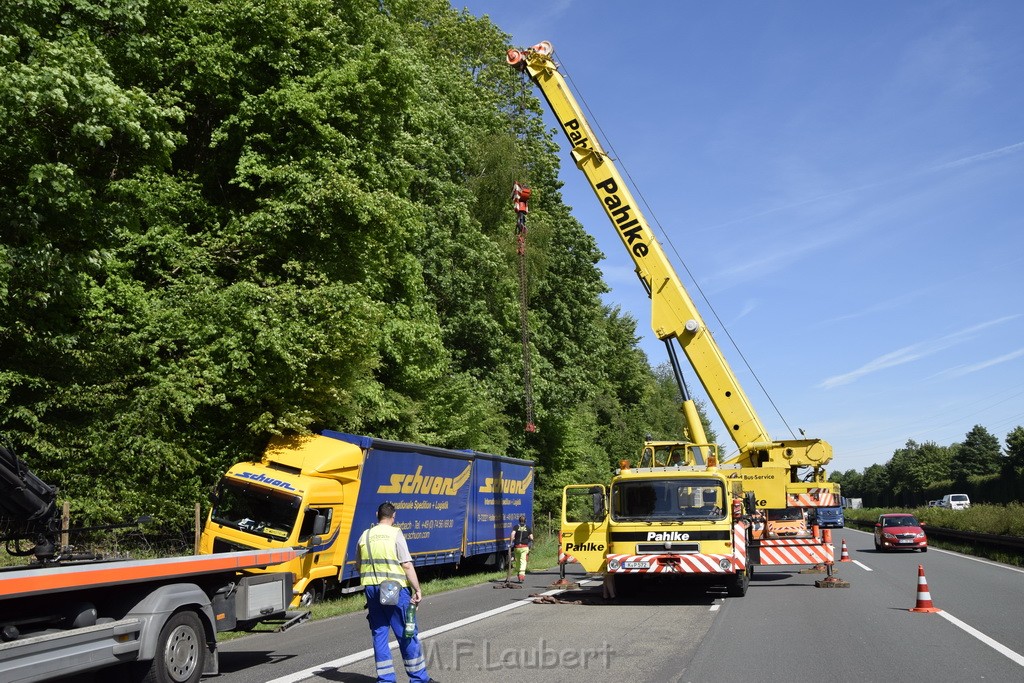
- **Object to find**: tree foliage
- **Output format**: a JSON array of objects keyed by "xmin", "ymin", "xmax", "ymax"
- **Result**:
[
  {"xmin": 885, "ymin": 440, "xmax": 953, "ymax": 505},
  {"xmin": 1005, "ymin": 426, "xmax": 1024, "ymax": 472},
  {"xmin": 836, "ymin": 425, "xmax": 1023, "ymax": 507},
  {"xmin": 951, "ymin": 425, "xmax": 1002, "ymax": 484},
  {"xmin": 1, "ymin": 0, "xmax": 707, "ymax": 526}
]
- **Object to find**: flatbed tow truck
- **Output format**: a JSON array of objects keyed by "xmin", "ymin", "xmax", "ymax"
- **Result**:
[{"xmin": 1, "ymin": 444, "xmax": 308, "ymax": 682}]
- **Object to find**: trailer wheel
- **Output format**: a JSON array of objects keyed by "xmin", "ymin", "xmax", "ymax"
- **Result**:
[
  {"xmin": 139, "ymin": 610, "xmax": 205, "ymax": 683},
  {"xmin": 300, "ymin": 579, "xmax": 325, "ymax": 607},
  {"xmin": 494, "ymin": 550, "xmax": 508, "ymax": 573},
  {"xmin": 727, "ymin": 566, "xmax": 751, "ymax": 598}
]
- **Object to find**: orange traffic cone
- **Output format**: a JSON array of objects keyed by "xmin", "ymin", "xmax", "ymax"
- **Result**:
[
  {"xmin": 552, "ymin": 544, "xmax": 570, "ymax": 586},
  {"xmin": 909, "ymin": 564, "xmax": 941, "ymax": 613},
  {"xmin": 840, "ymin": 538, "xmax": 851, "ymax": 562}
]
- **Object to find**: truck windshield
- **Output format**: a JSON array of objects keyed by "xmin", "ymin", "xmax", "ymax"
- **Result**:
[
  {"xmin": 767, "ymin": 507, "xmax": 804, "ymax": 521},
  {"xmin": 612, "ymin": 479, "xmax": 725, "ymax": 521},
  {"xmin": 210, "ymin": 478, "xmax": 301, "ymax": 541}
]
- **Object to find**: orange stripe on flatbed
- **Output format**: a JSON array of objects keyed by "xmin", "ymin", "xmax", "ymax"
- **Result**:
[{"xmin": 0, "ymin": 549, "xmax": 304, "ymax": 599}]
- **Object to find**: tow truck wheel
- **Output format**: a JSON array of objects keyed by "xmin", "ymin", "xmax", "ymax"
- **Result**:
[
  {"xmin": 727, "ymin": 566, "xmax": 751, "ymax": 598},
  {"xmin": 139, "ymin": 610, "xmax": 205, "ymax": 683},
  {"xmin": 300, "ymin": 579, "xmax": 325, "ymax": 607}
]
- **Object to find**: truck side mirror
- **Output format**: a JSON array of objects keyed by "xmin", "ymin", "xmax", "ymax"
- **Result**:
[
  {"xmin": 591, "ymin": 489, "xmax": 605, "ymax": 520},
  {"xmin": 307, "ymin": 535, "xmax": 323, "ymax": 548},
  {"xmin": 312, "ymin": 514, "xmax": 328, "ymax": 536}
]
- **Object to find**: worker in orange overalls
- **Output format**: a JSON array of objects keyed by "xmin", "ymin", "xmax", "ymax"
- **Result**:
[{"xmin": 509, "ymin": 515, "xmax": 533, "ymax": 583}]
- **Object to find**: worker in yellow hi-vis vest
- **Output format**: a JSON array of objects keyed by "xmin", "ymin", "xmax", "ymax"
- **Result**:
[
  {"xmin": 357, "ymin": 502, "xmax": 438, "ymax": 683},
  {"xmin": 509, "ymin": 515, "xmax": 533, "ymax": 583}
]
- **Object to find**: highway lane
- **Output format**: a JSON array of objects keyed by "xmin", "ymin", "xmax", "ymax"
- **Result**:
[
  {"xmin": 211, "ymin": 536, "xmax": 1024, "ymax": 682},
  {"xmin": 213, "ymin": 565, "xmax": 722, "ymax": 683},
  {"xmin": 680, "ymin": 528, "xmax": 1024, "ymax": 682},
  {"xmin": 842, "ymin": 526, "xmax": 1024, "ymax": 655}
]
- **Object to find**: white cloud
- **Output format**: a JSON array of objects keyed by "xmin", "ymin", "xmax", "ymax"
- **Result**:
[
  {"xmin": 732, "ymin": 300, "xmax": 757, "ymax": 324},
  {"xmin": 821, "ymin": 287, "xmax": 932, "ymax": 326},
  {"xmin": 928, "ymin": 141, "xmax": 1024, "ymax": 172},
  {"xmin": 818, "ymin": 315, "xmax": 1020, "ymax": 388},
  {"xmin": 932, "ymin": 347, "xmax": 1024, "ymax": 379}
]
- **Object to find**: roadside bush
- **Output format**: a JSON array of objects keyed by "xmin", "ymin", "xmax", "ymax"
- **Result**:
[{"xmin": 846, "ymin": 503, "xmax": 1024, "ymax": 537}]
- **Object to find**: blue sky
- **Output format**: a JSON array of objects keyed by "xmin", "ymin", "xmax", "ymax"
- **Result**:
[{"xmin": 454, "ymin": 1, "xmax": 1024, "ymax": 471}]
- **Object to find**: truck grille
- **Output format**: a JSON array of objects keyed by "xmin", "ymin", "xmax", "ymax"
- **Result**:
[{"xmin": 635, "ymin": 542, "xmax": 700, "ymax": 554}]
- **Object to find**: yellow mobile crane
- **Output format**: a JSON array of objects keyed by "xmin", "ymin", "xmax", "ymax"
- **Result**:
[{"xmin": 508, "ymin": 42, "xmax": 841, "ymax": 594}]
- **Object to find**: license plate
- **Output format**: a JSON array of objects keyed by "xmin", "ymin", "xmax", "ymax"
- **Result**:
[
  {"xmin": 622, "ymin": 561, "xmax": 651, "ymax": 569},
  {"xmin": 898, "ymin": 539, "xmax": 913, "ymax": 544}
]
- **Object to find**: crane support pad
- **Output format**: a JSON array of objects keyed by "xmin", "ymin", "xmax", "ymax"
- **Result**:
[{"xmin": 0, "ymin": 548, "xmax": 305, "ymax": 598}]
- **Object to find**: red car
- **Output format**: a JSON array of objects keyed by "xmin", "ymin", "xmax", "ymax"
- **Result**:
[{"xmin": 874, "ymin": 513, "xmax": 928, "ymax": 552}]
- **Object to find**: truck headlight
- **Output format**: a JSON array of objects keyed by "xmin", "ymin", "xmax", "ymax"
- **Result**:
[
  {"xmin": 607, "ymin": 558, "xmax": 621, "ymax": 571},
  {"xmin": 719, "ymin": 558, "xmax": 731, "ymax": 570}
]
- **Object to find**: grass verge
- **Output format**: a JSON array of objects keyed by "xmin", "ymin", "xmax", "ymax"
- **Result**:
[{"xmin": 221, "ymin": 535, "xmax": 561, "ymax": 639}]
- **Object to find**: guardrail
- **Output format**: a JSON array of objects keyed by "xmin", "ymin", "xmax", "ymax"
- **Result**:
[
  {"xmin": 846, "ymin": 519, "xmax": 1024, "ymax": 553},
  {"xmin": 920, "ymin": 525, "xmax": 1024, "ymax": 552}
]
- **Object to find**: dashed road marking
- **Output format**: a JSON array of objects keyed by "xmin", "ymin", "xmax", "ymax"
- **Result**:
[{"xmin": 265, "ymin": 582, "xmax": 597, "ymax": 683}]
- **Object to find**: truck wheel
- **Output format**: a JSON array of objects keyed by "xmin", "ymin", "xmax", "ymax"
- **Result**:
[
  {"xmin": 727, "ymin": 566, "xmax": 751, "ymax": 598},
  {"xmin": 300, "ymin": 579, "xmax": 325, "ymax": 607},
  {"xmin": 612, "ymin": 574, "xmax": 634, "ymax": 598},
  {"xmin": 494, "ymin": 550, "xmax": 508, "ymax": 573},
  {"xmin": 139, "ymin": 610, "xmax": 205, "ymax": 683}
]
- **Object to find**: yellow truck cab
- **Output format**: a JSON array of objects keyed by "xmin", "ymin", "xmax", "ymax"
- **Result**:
[
  {"xmin": 201, "ymin": 431, "xmax": 533, "ymax": 607},
  {"xmin": 562, "ymin": 456, "xmax": 754, "ymax": 598}
]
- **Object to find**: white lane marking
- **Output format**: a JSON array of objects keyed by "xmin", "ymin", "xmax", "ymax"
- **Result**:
[
  {"xmin": 264, "ymin": 584, "xmax": 588, "ymax": 683},
  {"xmin": 852, "ymin": 559, "xmax": 873, "ymax": 571},
  {"xmin": 709, "ymin": 603, "xmax": 721, "ymax": 612},
  {"xmin": 927, "ymin": 546, "xmax": 1024, "ymax": 573},
  {"xmin": 939, "ymin": 610, "xmax": 1024, "ymax": 667},
  {"xmin": 844, "ymin": 527, "xmax": 1024, "ymax": 573}
]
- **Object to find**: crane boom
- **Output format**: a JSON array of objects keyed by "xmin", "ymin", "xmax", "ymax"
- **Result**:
[{"xmin": 507, "ymin": 42, "xmax": 834, "ymax": 492}]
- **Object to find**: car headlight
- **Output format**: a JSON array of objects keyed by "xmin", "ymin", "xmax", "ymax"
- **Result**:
[
  {"xmin": 916, "ymin": 532, "xmax": 926, "ymax": 539},
  {"xmin": 883, "ymin": 532, "xmax": 897, "ymax": 540}
]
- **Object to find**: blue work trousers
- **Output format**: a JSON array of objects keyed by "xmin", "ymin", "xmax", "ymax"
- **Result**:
[{"xmin": 365, "ymin": 584, "xmax": 430, "ymax": 683}]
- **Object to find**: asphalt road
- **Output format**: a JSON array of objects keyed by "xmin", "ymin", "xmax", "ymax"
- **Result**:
[{"xmin": 212, "ymin": 530, "xmax": 1024, "ymax": 683}]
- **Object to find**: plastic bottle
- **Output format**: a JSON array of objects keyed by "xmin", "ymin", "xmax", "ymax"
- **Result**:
[{"xmin": 403, "ymin": 604, "xmax": 417, "ymax": 638}]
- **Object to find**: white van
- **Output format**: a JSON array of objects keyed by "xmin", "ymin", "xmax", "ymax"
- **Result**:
[{"xmin": 940, "ymin": 493, "xmax": 971, "ymax": 510}]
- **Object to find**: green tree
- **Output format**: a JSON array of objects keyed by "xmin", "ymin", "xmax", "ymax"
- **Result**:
[
  {"xmin": 830, "ymin": 469, "xmax": 863, "ymax": 498},
  {"xmin": 887, "ymin": 440, "xmax": 952, "ymax": 504},
  {"xmin": 860, "ymin": 464, "xmax": 889, "ymax": 507},
  {"xmin": 951, "ymin": 425, "xmax": 1001, "ymax": 484},
  {"xmin": 1004, "ymin": 426, "xmax": 1024, "ymax": 471},
  {"xmin": 0, "ymin": 0, "xmax": 696, "ymax": 529}
]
